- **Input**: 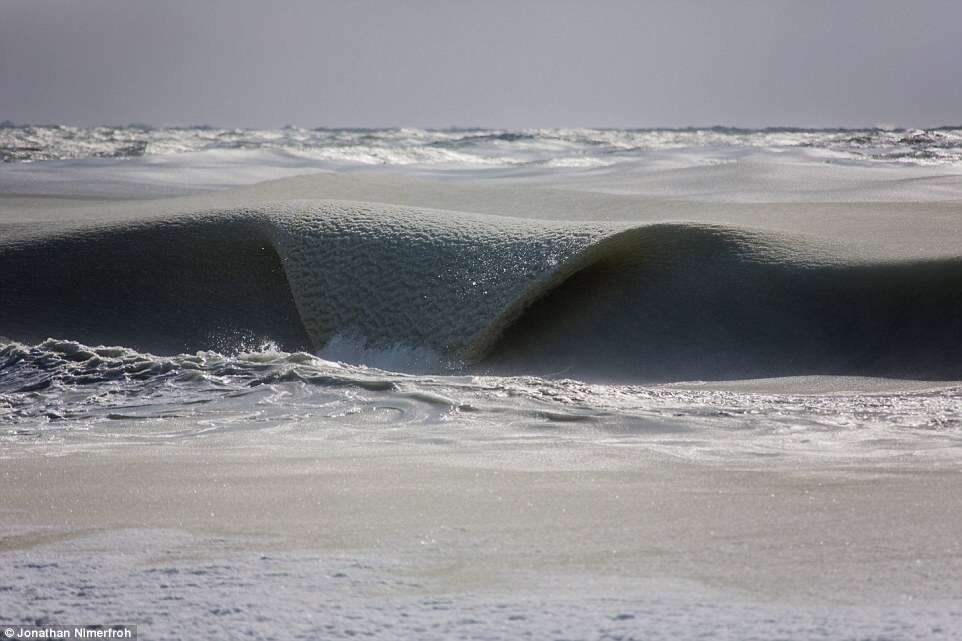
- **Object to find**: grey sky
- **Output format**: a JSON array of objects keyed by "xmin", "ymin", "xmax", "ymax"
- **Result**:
[{"xmin": 1, "ymin": 0, "xmax": 960, "ymax": 129}]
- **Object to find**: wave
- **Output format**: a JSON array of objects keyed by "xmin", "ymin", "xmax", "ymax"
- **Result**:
[
  {"xmin": 2, "ymin": 199, "xmax": 961, "ymax": 382},
  {"xmin": 4, "ymin": 125, "xmax": 962, "ymax": 166}
]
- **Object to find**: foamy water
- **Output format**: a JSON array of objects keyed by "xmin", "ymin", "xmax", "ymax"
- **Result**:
[
  {"xmin": 4, "ymin": 123, "xmax": 962, "ymax": 166},
  {"xmin": 3, "ymin": 338, "xmax": 960, "ymax": 464}
]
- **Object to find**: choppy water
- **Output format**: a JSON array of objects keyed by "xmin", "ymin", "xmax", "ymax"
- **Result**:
[
  {"xmin": 2, "ymin": 340, "xmax": 960, "ymax": 462},
  {"xmin": 3, "ymin": 123, "xmax": 962, "ymax": 166}
]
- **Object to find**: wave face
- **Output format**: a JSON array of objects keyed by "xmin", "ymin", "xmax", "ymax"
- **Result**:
[
  {"xmin": 0, "ymin": 214, "xmax": 312, "ymax": 355},
  {"xmin": 2, "ymin": 199, "xmax": 961, "ymax": 382},
  {"xmin": 3, "ymin": 124, "xmax": 962, "ymax": 166}
]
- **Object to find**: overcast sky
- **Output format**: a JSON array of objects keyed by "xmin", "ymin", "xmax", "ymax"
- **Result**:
[{"xmin": 1, "ymin": 0, "xmax": 960, "ymax": 129}]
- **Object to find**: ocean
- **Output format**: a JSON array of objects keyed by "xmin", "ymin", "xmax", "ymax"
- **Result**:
[{"xmin": 2, "ymin": 126, "xmax": 961, "ymax": 639}]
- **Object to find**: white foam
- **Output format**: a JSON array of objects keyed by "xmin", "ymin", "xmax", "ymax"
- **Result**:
[
  {"xmin": 4, "ymin": 127, "xmax": 962, "ymax": 201},
  {"xmin": 3, "ymin": 528, "xmax": 957, "ymax": 641},
  {"xmin": 316, "ymin": 333, "xmax": 449, "ymax": 373}
]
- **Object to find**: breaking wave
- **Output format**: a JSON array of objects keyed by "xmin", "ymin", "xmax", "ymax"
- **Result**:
[
  {"xmin": 4, "ymin": 124, "xmax": 962, "ymax": 166},
  {"xmin": 2, "ymin": 199, "xmax": 961, "ymax": 382}
]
